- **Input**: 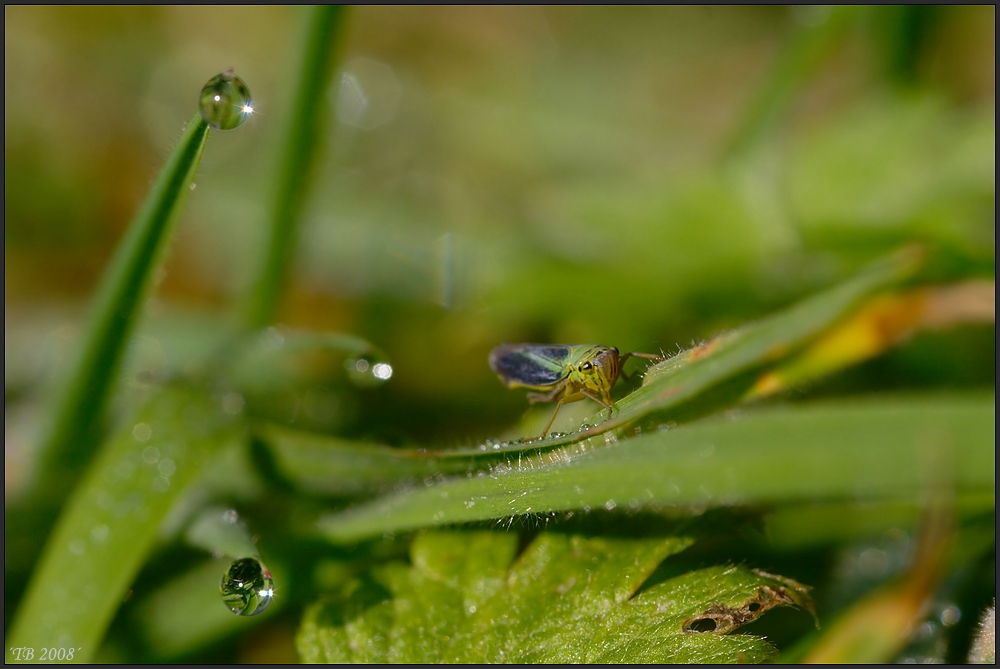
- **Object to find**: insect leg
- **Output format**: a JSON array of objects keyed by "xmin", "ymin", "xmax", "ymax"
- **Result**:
[
  {"xmin": 539, "ymin": 396, "xmax": 567, "ymax": 439},
  {"xmin": 618, "ymin": 351, "xmax": 665, "ymax": 382},
  {"xmin": 581, "ymin": 389, "xmax": 616, "ymax": 417},
  {"xmin": 620, "ymin": 351, "xmax": 665, "ymax": 364}
]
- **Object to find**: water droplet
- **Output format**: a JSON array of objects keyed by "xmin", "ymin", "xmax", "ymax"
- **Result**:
[
  {"xmin": 199, "ymin": 70, "xmax": 253, "ymax": 130},
  {"xmin": 220, "ymin": 557, "xmax": 274, "ymax": 616},
  {"xmin": 940, "ymin": 605, "xmax": 961, "ymax": 626},
  {"xmin": 334, "ymin": 57, "xmax": 403, "ymax": 130},
  {"xmin": 142, "ymin": 446, "xmax": 160, "ymax": 464},
  {"xmin": 222, "ymin": 509, "xmax": 239, "ymax": 524},
  {"xmin": 151, "ymin": 476, "xmax": 170, "ymax": 492},
  {"xmin": 345, "ymin": 355, "xmax": 393, "ymax": 388},
  {"xmin": 604, "ymin": 499, "xmax": 617, "ymax": 511},
  {"xmin": 550, "ymin": 431, "xmax": 567, "ymax": 439},
  {"xmin": 133, "ymin": 422, "xmax": 152, "ymax": 441},
  {"xmin": 157, "ymin": 459, "xmax": 176, "ymax": 477}
]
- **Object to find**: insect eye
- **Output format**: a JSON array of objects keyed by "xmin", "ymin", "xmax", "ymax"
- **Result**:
[{"xmin": 580, "ymin": 361, "xmax": 592, "ymax": 371}]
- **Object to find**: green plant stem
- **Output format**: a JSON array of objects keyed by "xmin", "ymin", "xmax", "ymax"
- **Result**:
[
  {"xmin": 243, "ymin": 5, "xmax": 346, "ymax": 329},
  {"xmin": 726, "ymin": 6, "xmax": 856, "ymax": 157},
  {"xmin": 33, "ymin": 114, "xmax": 209, "ymax": 497}
]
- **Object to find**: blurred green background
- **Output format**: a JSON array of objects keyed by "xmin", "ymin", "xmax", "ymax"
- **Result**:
[{"xmin": 4, "ymin": 5, "xmax": 995, "ymax": 663}]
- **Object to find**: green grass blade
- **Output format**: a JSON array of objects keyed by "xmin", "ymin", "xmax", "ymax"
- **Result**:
[
  {"xmin": 419, "ymin": 247, "xmax": 924, "ymax": 457},
  {"xmin": 32, "ymin": 115, "xmax": 209, "ymax": 495},
  {"xmin": 726, "ymin": 6, "xmax": 858, "ymax": 156},
  {"xmin": 243, "ymin": 5, "xmax": 347, "ymax": 329},
  {"xmin": 317, "ymin": 394, "xmax": 994, "ymax": 542},
  {"xmin": 7, "ymin": 384, "xmax": 241, "ymax": 662},
  {"xmin": 258, "ymin": 424, "xmax": 491, "ymax": 496}
]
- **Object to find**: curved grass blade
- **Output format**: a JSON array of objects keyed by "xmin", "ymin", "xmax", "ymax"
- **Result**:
[
  {"xmin": 258, "ymin": 424, "xmax": 492, "ymax": 496},
  {"xmin": 439, "ymin": 246, "xmax": 924, "ymax": 456},
  {"xmin": 31, "ymin": 115, "xmax": 209, "ymax": 497},
  {"xmin": 7, "ymin": 384, "xmax": 242, "ymax": 662},
  {"xmin": 317, "ymin": 394, "xmax": 994, "ymax": 542},
  {"xmin": 243, "ymin": 5, "xmax": 347, "ymax": 329}
]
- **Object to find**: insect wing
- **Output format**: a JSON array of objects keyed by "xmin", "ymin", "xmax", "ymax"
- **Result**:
[{"xmin": 489, "ymin": 344, "xmax": 571, "ymax": 388}]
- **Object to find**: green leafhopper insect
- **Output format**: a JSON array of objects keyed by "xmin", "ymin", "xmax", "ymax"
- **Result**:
[{"xmin": 489, "ymin": 343, "xmax": 663, "ymax": 438}]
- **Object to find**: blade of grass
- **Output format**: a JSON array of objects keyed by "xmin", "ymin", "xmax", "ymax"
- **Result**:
[
  {"xmin": 726, "ymin": 6, "xmax": 858, "ymax": 157},
  {"xmin": 257, "ymin": 424, "xmax": 491, "ymax": 496},
  {"xmin": 316, "ymin": 394, "xmax": 994, "ymax": 542},
  {"xmin": 416, "ymin": 246, "xmax": 925, "ymax": 457},
  {"xmin": 31, "ymin": 115, "xmax": 209, "ymax": 496},
  {"xmin": 7, "ymin": 384, "xmax": 242, "ymax": 662},
  {"xmin": 243, "ymin": 5, "xmax": 347, "ymax": 329}
]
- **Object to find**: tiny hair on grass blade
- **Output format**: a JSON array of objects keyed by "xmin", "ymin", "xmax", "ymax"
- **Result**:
[{"xmin": 489, "ymin": 343, "xmax": 662, "ymax": 438}]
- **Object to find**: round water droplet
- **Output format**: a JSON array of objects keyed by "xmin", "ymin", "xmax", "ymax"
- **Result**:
[
  {"xmin": 344, "ymin": 355, "xmax": 393, "ymax": 388},
  {"xmin": 199, "ymin": 70, "xmax": 253, "ymax": 130},
  {"xmin": 220, "ymin": 557, "xmax": 273, "ymax": 616},
  {"xmin": 132, "ymin": 422, "xmax": 152, "ymax": 442}
]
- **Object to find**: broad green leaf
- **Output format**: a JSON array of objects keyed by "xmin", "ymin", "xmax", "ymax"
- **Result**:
[
  {"xmin": 7, "ymin": 384, "xmax": 242, "ymax": 662},
  {"xmin": 317, "ymin": 395, "xmax": 994, "ymax": 542},
  {"xmin": 297, "ymin": 531, "xmax": 810, "ymax": 663}
]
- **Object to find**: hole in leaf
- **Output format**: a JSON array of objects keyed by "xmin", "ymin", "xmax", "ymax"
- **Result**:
[{"xmin": 686, "ymin": 617, "xmax": 718, "ymax": 633}]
